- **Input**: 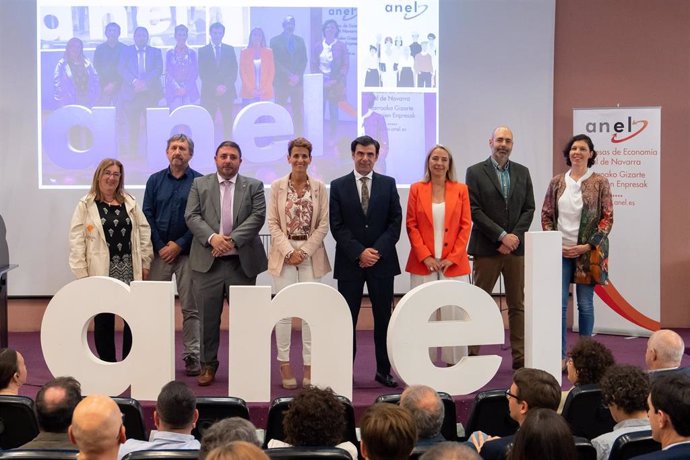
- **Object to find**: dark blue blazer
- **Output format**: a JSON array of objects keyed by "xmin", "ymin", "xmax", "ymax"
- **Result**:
[
  {"xmin": 117, "ymin": 44, "xmax": 163, "ymax": 102},
  {"xmin": 479, "ymin": 434, "xmax": 513, "ymax": 460},
  {"xmin": 329, "ymin": 172, "xmax": 401, "ymax": 281},
  {"xmin": 633, "ymin": 443, "xmax": 690, "ymax": 459}
]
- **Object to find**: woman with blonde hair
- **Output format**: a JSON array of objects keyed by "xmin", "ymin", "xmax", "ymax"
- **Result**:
[
  {"xmin": 69, "ymin": 158, "xmax": 152, "ymax": 362},
  {"xmin": 405, "ymin": 144, "xmax": 472, "ymax": 365}
]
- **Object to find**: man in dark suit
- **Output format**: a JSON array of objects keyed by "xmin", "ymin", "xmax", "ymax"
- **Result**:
[
  {"xmin": 634, "ymin": 373, "xmax": 690, "ymax": 459},
  {"xmin": 329, "ymin": 135, "xmax": 402, "ymax": 388},
  {"xmin": 270, "ymin": 16, "xmax": 307, "ymax": 136},
  {"xmin": 465, "ymin": 126, "xmax": 535, "ymax": 370},
  {"xmin": 185, "ymin": 140, "xmax": 267, "ymax": 386},
  {"xmin": 117, "ymin": 26, "xmax": 163, "ymax": 154},
  {"xmin": 198, "ymin": 22, "xmax": 238, "ymax": 140}
]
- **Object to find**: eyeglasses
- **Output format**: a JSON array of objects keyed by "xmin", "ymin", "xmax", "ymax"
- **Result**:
[
  {"xmin": 102, "ymin": 170, "xmax": 121, "ymax": 178},
  {"xmin": 505, "ymin": 389, "xmax": 520, "ymax": 400}
]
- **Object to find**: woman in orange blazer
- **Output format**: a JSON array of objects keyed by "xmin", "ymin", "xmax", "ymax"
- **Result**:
[
  {"xmin": 406, "ymin": 145, "xmax": 472, "ymax": 365},
  {"xmin": 239, "ymin": 27, "xmax": 275, "ymax": 102}
]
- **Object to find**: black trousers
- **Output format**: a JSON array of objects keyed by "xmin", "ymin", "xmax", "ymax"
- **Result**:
[
  {"xmin": 94, "ymin": 313, "xmax": 131, "ymax": 362},
  {"xmin": 338, "ymin": 275, "xmax": 394, "ymax": 375}
]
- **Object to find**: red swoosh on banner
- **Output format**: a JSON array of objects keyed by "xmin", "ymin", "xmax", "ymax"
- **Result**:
[
  {"xmin": 595, "ymin": 282, "xmax": 660, "ymax": 331},
  {"xmin": 610, "ymin": 120, "xmax": 648, "ymax": 143}
]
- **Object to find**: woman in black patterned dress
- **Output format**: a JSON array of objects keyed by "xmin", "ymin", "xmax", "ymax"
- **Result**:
[{"xmin": 69, "ymin": 158, "xmax": 153, "ymax": 362}]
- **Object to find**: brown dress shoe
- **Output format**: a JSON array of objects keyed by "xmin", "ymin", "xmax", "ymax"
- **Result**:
[{"xmin": 197, "ymin": 366, "xmax": 216, "ymax": 386}]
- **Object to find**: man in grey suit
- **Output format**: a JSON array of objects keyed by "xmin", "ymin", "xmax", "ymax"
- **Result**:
[
  {"xmin": 465, "ymin": 126, "xmax": 535, "ymax": 370},
  {"xmin": 185, "ymin": 140, "xmax": 267, "ymax": 386}
]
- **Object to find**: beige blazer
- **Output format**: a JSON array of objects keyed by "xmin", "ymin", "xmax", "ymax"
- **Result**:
[
  {"xmin": 69, "ymin": 193, "xmax": 153, "ymax": 280},
  {"xmin": 267, "ymin": 175, "xmax": 331, "ymax": 278}
]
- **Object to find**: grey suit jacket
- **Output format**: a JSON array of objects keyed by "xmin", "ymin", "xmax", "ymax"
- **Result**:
[
  {"xmin": 185, "ymin": 173, "xmax": 267, "ymax": 277},
  {"xmin": 465, "ymin": 158, "xmax": 535, "ymax": 257}
]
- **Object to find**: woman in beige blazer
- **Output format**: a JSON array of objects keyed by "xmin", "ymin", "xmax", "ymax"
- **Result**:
[
  {"xmin": 267, "ymin": 137, "xmax": 331, "ymax": 389},
  {"xmin": 69, "ymin": 158, "xmax": 153, "ymax": 362}
]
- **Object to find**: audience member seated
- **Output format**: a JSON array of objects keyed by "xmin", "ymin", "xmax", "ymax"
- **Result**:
[
  {"xmin": 0, "ymin": 348, "xmax": 27, "ymax": 395},
  {"xmin": 645, "ymin": 330, "xmax": 688, "ymax": 378},
  {"xmin": 400, "ymin": 385, "xmax": 446, "ymax": 446},
  {"xmin": 266, "ymin": 386, "xmax": 358, "ymax": 460},
  {"xmin": 560, "ymin": 338, "xmax": 615, "ymax": 411},
  {"xmin": 591, "ymin": 365, "xmax": 650, "ymax": 460},
  {"xmin": 360, "ymin": 403, "xmax": 417, "ymax": 460},
  {"xmin": 419, "ymin": 441, "xmax": 481, "ymax": 460},
  {"xmin": 118, "ymin": 381, "xmax": 200, "ymax": 459},
  {"xmin": 471, "ymin": 368, "xmax": 561, "ymax": 460},
  {"xmin": 206, "ymin": 441, "xmax": 269, "ymax": 460},
  {"xmin": 68, "ymin": 395, "xmax": 125, "ymax": 460},
  {"xmin": 506, "ymin": 408, "xmax": 577, "ymax": 460},
  {"xmin": 634, "ymin": 373, "xmax": 690, "ymax": 459},
  {"xmin": 200, "ymin": 417, "xmax": 261, "ymax": 460},
  {"xmin": 19, "ymin": 376, "xmax": 82, "ymax": 450}
]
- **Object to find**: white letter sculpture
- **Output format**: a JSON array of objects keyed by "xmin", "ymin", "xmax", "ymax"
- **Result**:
[
  {"xmin": 41, "ymin": 277, "xmax": 175, "ymax": 400},
  {"xmin": 388, "ymin": 280, "xmax": 505, "ymax": 394},
  {"xmin": 228, "ymin": 283, "xmax": 353, "ymax": 401}
]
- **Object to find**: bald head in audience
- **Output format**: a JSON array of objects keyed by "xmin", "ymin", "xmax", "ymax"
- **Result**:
[
  {"xmin": 645, "ymin": 329, "xmax": 685, "ymax": 371},
  {"xmin": 69, "ymin": 395, "xmax": 125, "ymax": 460}
]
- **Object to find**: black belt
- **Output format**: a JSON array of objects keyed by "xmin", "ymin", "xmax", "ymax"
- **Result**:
[
  {"xmin": 218, "ymin": 255, "xmax": 240, "ymax": 260},
  {"xmin": 287, "ymin": 234, "xmax": 308, "ymax": 241}
]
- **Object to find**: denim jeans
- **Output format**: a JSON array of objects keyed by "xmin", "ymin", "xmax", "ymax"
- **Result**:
[{"xmin": 562, "ymin": 257, "xmax": 595, "ymax": 357}]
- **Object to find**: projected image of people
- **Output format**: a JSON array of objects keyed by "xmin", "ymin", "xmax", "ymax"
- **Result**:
[
  {"xmin": 165, "ymin": 24, "xmax": 199, "ymax": 110},
  {"xmin": 117, "ymin": 26, "xmax": 163, "ymax": 154},
  {"xmin": 270, "ymin": 15, "xmax": 307, "ymax": 136},
  {"xmin": 313, "ymin": 19, "xmax": 349, "ymax": 140},
  {"xmin": 379, "ymin": 37, "xmax": 397, "ymax": 88},
  {"xmin": 93, "ymin": 22, "xmax": 126, "ymax": 106},
  {"xmin": 53, "ymin": 37, "xmax": 99, "ymax": 108},
  {"xmin": 239, "ymin": 27, "xmax": 275, "ymax": 104},
  {"xmin": 364, "ymin": 45, "xmax": 381, "ymax": 87}
]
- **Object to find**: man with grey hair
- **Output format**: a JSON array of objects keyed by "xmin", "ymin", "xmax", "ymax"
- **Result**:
[
  {"xmin": 68, "ymin": 395, "xmax": 125, "ymax": 460},
  {"xmin": 420, "ymin": 442, "xmax": 481, "ymax": 460},
  {"xmin": 400, "ymin": 385, "xmax": 446, "ymax": 446},
  {"xmin": 199, "ymin": 417, "xmax": 260, "ymax": 460},
  {"xmin": 645, "ymin": 329, "xmax": 687, "ymax": 377},
  {"xmin": 144, "ymin": 134, "xmax": 203, "ymax": 376}
]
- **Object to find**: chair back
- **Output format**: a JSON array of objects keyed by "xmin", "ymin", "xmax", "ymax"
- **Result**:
[
  {"xmin": 0, "ymin": 395, "xmax": 39, "ymax": 449},
  {"xmin": 462, "ymin": 389, "xmax": 519, "ymax": 440},
  {"xmin": 608, "ymin": 430, "xmax": 661, "ymax": 460},
  {"xmin": 574, "ymin": 437, "xmax": 597, "ymax": 460},
  {"xmin": 374, "ymin": 392, "xmax": 458, "ymax": 441},
  {"xmin": 192, "ymin": 396, "xmax": 250, "ymax": 440},
  {"xmin": 561, "ymin": 385, "xmax": 615, "ymax": 440},
  {"xmin": 0, "ymin": 450, "xmax": 77, "ymax": 459},
  {"xmin": 112, "ymin": 397, "xmax": 148, "ymax": 441},
  {"xmin": 121, "ymin": 450, "xmax": 200, "ymax": 460},
  {"xmin": 265, "ymin": 447, "xmax": 351, "ymax": 459},
  {"xmin": 263, "ymin": 396, "xmax": 358, "ymax": 454}
]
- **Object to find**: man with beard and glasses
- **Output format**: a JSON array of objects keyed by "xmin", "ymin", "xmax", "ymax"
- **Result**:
[{"xmin": 465, "ymin": 126, "xmax": 535, "ymax": 370}]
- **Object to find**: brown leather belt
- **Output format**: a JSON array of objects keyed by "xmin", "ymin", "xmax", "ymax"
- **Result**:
[{"xmin": 287, "ymin": 234, "xmax": 308, "ymax": 241}]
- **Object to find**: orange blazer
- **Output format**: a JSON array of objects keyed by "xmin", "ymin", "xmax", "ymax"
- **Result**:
[
  {"xmin": 239, "ymin": 47, "xmax": 275, "ymax": 100},
  {"xmin": 405, "ymin": 180, "xmax": 472, "ymax": 276}
]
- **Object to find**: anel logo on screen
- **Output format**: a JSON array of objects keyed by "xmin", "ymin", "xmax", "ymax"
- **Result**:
[
  {"xmin": 386, "ymin": 1, "xmax": 429, "ymax": 20},
  {"xmin": 585, "ymin": 116, "xmax": 649, "ymax": 143}
]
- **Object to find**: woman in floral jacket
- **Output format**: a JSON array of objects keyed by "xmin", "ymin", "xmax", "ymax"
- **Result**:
[{"xmin": 541, "ymin": 134, "xmax": 613, "ymax": 366}]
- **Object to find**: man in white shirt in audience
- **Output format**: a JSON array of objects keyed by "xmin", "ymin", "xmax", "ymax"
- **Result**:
[
  {"xmin": 591, "ymin": 365, "xmax": 650, "ymax": 460},
  {"xmin": 118, "ymin": 381, "xmax": 200, "ymax": 459}
]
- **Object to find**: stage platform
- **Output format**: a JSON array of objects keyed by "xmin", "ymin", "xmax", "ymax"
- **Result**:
[{"xmin": 10, "ymin": 328, "xmax": 690, "ymax": 433}]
